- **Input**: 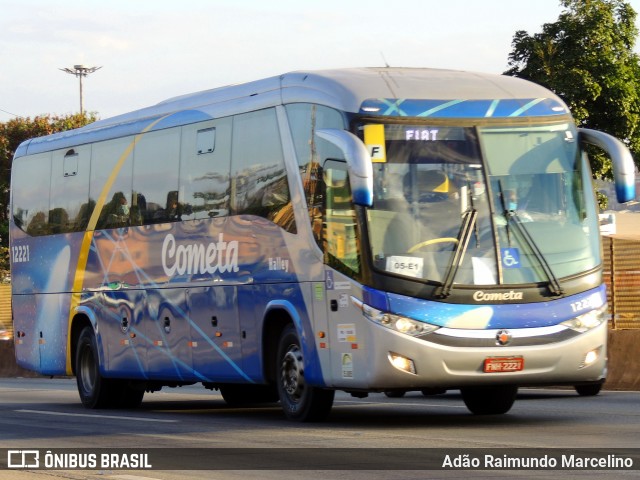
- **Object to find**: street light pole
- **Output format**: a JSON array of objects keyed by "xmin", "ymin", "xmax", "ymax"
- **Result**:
[{"xmin": 59, "ymin": 65, "xmax": 102, "ymax": 115}]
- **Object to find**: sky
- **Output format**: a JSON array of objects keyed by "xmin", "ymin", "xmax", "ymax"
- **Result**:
[{"xmin": 1, "ymin": 0, "xmax": 640, "ymax": 123}]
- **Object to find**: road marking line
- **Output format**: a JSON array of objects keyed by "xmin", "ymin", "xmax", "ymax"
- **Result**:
[{"xmin": 15, "ymin": 409, "xmax": 177, "ymax": 423}]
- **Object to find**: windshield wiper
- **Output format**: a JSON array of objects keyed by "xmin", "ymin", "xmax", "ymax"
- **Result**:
[
  {"xmin": 507, "ymin": 211, "xmax": 563, "ymax": 296},
  {"xmin": 497, "ymin": 181, "xmax": 563, "ymax": 297},
  {"xmin": 436, "ymin": 207, "xmax": 477, "ymax": 299}
]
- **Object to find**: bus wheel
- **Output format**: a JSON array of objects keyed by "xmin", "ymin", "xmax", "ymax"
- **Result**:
[
  {"xmin": 276, "ymin": 325, "xmax": 334, "ymax": 422},
  {"xmin": 76, "ymin": 326, "xmax": 117, "ymax": 409},
  {"xmin": 575, "ymin": 382, "xmax": 603, "ymax": 396},
  {"xmin": 461, "ymin": 385, "xmax": 518, "ymax": 415}
]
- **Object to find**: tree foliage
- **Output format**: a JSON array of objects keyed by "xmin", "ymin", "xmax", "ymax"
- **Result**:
[
  {"xmin": 505, "ymin": 0, "xmax": 640, "ymax": 179},
  {"xmin": 0, "ymin": 112, "xmax": 97, "ymax": 275}
]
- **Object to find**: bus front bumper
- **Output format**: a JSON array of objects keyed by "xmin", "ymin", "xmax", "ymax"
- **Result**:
[{"xmin": 332, "ymin": 320, "xmax": 608, "ymax": 390}]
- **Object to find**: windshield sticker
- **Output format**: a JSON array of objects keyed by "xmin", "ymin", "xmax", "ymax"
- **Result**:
[
  {"xmin": 501, "ymin": 248, "xmax": 521, "ymax": 269},
  {"xmin": 472, "ymin": 257, "xmax": 497, "ymax": 284},
  {"xmin": 386, "ymin": 256, "xmax": 424, "ymax": 278},
  {"xmin": 364, "ymin": 124, "xmax": 387, "ymax": 163}
]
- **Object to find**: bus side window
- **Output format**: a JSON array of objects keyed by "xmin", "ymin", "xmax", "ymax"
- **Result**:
[
  {"xmin": 50, "ymin": 147, "xmax": 91, "ymax": 233},
  {"xmin": 230, "ymin": 109, "xmax": 295, "ymax": 232},
  {"xmin": 285, "ymin": 103, "xmax": 345, "ymax": 246},
  {"xmin": 180, "ymin": 118, "xmax": 232, "ymax": 221},
  {"xmin": 91, "ymin": 137, "xmax": 134, "ymax": 231},
  {"xmin": 132, "ymin": 128, "xmax": 181, "ymax": 225},
  {"xmin": 12, "ymin": 152, "xmax": 52, "ymax": 236}
]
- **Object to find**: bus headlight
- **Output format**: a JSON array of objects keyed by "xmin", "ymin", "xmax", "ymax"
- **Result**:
[
  {"xmin": 362, "ymin": 304, "xmax": 439, "ymax": 337},
  {"xmin": 560, "ymin": 305, "xmax": 607, "ymax": 333}
]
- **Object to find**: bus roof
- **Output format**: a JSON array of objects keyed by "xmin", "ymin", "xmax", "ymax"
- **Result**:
[{"xmin": 15, "ymin": 67, "xmax": 568, "ymax": 158}]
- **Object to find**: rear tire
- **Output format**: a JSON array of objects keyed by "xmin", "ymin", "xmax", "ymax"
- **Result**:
[
  {"xmin": 276, "ymin": 325, "xmax": 334, "ymax": 422},
  {"xmin": 461, "ymin": 385, "xmax": 518, "ymax": 415},
  {"xmin": 75, "ymin": 326, "xmax": 117, "ymax": 409}
]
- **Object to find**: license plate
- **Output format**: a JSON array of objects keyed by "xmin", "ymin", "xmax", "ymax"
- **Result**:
[{"xmin": 483, "ymin": 356, "xmax": 524, "ymax": 373}]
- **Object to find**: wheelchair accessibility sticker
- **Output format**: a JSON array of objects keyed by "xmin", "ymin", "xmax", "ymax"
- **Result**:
[{"xmin": 501, "ymin": 248, "xmax": 520, "ymax": 268}]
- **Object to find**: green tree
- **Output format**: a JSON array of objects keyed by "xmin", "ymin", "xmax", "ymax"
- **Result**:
[
  {"xmin": 505, "ymin": 0, "xmax": 640, "ymax": 180},
  {"xmin": 0, "ymin": 112, "xmax": 97, "ymax": 275}
]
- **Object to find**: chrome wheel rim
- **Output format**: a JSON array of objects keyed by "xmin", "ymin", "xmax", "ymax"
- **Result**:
[{"xmin": 280, "ymin": 345, "xmax": 305, "ymax": 402}]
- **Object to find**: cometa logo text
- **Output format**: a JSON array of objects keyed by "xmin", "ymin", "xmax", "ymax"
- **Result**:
[
  {"xmin": 473, "ymin": 290, "xmax": 524, "ymax": 302},
  {"xmin": 162, "ymin": 233, "xmax": 239, "ymax": 277}
]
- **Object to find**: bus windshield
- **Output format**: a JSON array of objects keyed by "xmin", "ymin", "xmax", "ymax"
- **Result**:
[{"xmin": 365, "ymin": 122, "xmax": 601, "ymax": 288}]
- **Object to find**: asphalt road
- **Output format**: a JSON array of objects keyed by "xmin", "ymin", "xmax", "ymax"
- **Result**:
[{"xmin": 0, "ymin": 378, "xmax": 638, "ymax": 479}]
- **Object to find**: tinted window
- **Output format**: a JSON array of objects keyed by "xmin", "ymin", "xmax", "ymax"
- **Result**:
[
  {"xmin": 91, "ymin": 137, "xmax": 134, "ymax": 230},
  {"xmin": 180, "ymin": 118, "xmax": 232, "ymax": 221},
  {"xmin": 12, "ymin": 152, "xmax": 51, "ymax": 236},
  {"xmin": 231, "ymin": 109, "xmax": 294, "ymax": 232},
  {"xmin": 285, "ymin": 104, "xmax": 345, "ymax": 243},
  {"xmin": 49, "ymin": 146, "xmax": 91, "ymax": 233},
  {"xmin": 286, "ymin": 103, "xmax": 345, "ymax": 169},
  {"xmin": 324, "ymin": 160, "xmax": 360, "ymax": 274},
  {"xmin": 132, "ymin": 128, "xmax": 181, "ymax": 225}
]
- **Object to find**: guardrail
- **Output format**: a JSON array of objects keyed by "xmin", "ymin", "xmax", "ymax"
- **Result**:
[
  {"xmin": 0, "ymin": 285, "xmax": 11, "ymax": 341},
  {"xmin": 602, "ymin": 236, "xmax": 640, "ymax": 329}
]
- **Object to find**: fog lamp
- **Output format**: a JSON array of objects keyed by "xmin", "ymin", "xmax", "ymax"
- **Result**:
[
  {"xmin": 388, "ymin": 352, "xmax": 416, "ymax": 375},
  {"xmin": 580, "ymin": 346, "xmax": 602, "ymax": 368}
]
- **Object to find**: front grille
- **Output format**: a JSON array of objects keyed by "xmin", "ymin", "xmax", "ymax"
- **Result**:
[{"xmin": 418, "ymin": 326, "xmax": 579, "ymax": 347}]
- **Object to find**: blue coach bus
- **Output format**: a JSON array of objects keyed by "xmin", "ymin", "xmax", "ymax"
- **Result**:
[{"xmin": 10, "ymin": 68, "xmax": 635, "ymax": 421}]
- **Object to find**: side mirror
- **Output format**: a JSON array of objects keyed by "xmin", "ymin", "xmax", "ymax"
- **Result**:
[
  {"xmin": 579, "ymin": 128, "xmax": 636, "ymax": 203},
  {"xmin": 315, "ymin": 129, "xmax": 373, "ymax": 206}
]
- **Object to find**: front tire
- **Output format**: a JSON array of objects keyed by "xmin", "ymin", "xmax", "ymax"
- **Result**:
[
  {"xmin": 461, "ymin": 385, "xmax": 518, "ymax": 415},
  {"xmin": 276, "ymin": 325, "xmax": 334, "ymax": 422}
]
